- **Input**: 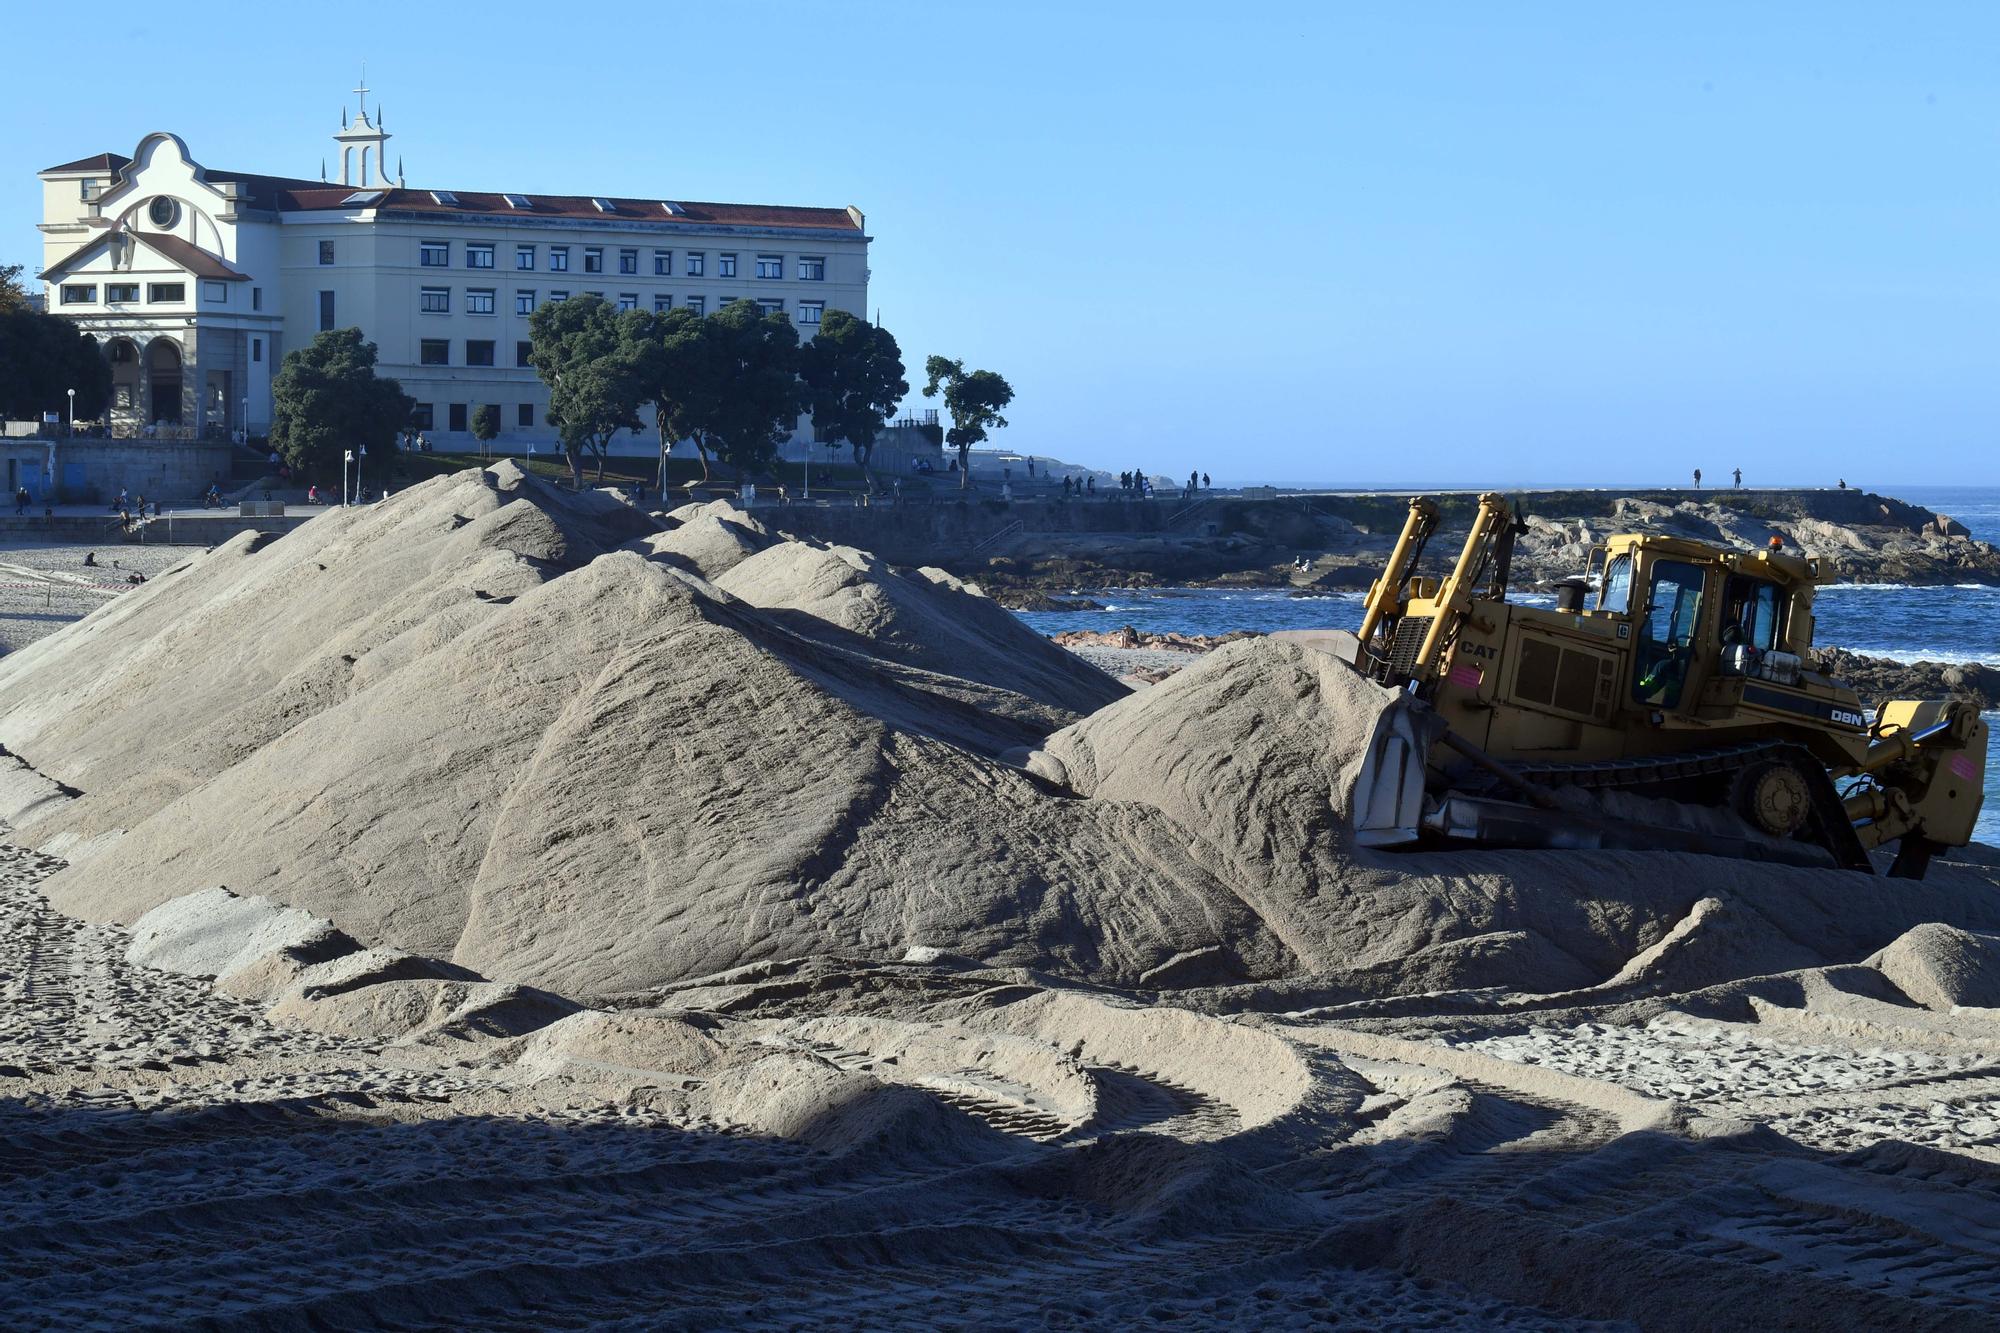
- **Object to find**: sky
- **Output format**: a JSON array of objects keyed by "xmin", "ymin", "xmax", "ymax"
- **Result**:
[{"xmin": 6, "ymin": 2, "xmax": 1996, "ymax": 487}]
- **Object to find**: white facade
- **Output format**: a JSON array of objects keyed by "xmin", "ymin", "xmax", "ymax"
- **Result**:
[{"xmin": 36, "ymin": 100, "xmax": 870, "ymax": 449}]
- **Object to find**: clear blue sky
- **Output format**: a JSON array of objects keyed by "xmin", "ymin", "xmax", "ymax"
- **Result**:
[{"xmin": 8, "ymin": 2, "xmax": 1995, "ymax": 486}]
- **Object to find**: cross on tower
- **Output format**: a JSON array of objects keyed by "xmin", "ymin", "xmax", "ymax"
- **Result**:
[{"xmin": 353, "ymin": 66, "xmax": 369, "ymax": 121}]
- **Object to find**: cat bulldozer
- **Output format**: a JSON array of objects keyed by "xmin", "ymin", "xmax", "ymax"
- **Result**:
[{"xmin": 1332, "ymin": 494, "xmax": 1987, "ymax": 880}]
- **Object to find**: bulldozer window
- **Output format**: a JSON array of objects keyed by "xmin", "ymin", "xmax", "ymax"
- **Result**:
[
  {"xmin": 1634, "ymin": 560, "xmax": 1704, "ymax": 708},
  {"xmin": 1722, "ymin": 576, "xmax": 1785, "ymax": 651},
  {"xmin": 1600, "ymin": 555, "xmax": 1633, "ymax": 614}
]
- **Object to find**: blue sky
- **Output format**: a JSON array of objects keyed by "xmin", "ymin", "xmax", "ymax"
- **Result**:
[{"xmin": 7, "ymin": 2, "xmax": 1995, "ymax": 486}]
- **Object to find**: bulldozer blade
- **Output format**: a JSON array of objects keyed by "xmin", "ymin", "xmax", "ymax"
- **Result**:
[{"xmin": 1351, "ymin": 690, "xmax": 1448, "ymax": 848}]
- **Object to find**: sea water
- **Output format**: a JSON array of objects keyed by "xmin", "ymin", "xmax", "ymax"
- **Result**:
[{"xmin": 1014, "ymin": 485, "xmax": 2000, "ymax": 844}]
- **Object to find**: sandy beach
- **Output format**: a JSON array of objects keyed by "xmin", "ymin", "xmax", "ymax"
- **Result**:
[{"xmin": 5, "ymin": 467, "xmax": 2000, "ymax": 1329}]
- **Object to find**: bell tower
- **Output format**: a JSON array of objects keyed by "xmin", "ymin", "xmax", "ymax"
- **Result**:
[{"xmin": 331, "ymin": 73, "xmax": 393, "ymax": 188}]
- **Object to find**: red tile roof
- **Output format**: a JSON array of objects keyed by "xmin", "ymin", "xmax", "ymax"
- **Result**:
[
  {"xmin": 272, "ymin": 186, "xmax": 861, "ymax": 231},
  {"xmin": 41, "ymin": 152, "xmax": 130, "ymax": 174},
  {"xmin": 45, "ymin": 151, "xmax": 858, "ymax": 231},
  {"xmin": 39, "ymin": 226, "xmax": 250, "ymax": 282}
]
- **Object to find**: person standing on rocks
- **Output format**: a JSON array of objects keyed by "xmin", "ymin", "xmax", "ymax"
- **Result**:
[
  {"xmin": 1693, "ymin": 468, "xmax": 1702, "ymax": 490},
  {"xmin": 1734, "ymin": 467, "xmax": 1742, "ymax": 488}
]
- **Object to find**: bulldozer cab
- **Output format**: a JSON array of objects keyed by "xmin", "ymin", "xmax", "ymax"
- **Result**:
[{"xmin": 1590, "ymin": 535, "xmax": 1823, "ymax": 724}]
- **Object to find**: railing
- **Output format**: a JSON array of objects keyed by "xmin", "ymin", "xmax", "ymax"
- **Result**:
[
  {"xmin": 1167, "ymin": 496, "xmax": 1211, "ymax": 525},
  {"xmin": 969, "ymin": 519, "xmax": 1025, "ymax": 554}
]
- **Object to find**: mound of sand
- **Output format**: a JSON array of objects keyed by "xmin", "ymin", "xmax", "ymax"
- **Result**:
[
  {"xmin": 7, "ymin": 467, "xmax": 2000, "ymax": 1008},
  {"xmin": 1870, "ymin": 923, "xmax": 2000, "ymax": 1011}
]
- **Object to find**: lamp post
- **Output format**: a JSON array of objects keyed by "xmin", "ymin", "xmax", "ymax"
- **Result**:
[
  {"xmin": 241, "ymin": 396, "xmax": 249, "ymax": 445},
  {"xmin": 343, "ymin": 449, "xmax": 352, "ymax": 506},
  {"xmin": 66, "ymin": 388, "xmax": 75, "ymax": 434}
]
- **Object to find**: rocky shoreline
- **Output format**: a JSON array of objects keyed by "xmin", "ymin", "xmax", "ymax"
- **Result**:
[
  {"xmin": 1052, "ymin": 625, "xmax": 2000, "ymax": 709},
  {"xmin": 973, "ymin": 488, "xmax": 2000, "ymax": 601}
]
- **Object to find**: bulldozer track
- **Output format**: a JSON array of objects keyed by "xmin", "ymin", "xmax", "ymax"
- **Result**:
[{"xmin": 9, "ymin": 845, "xmax": 2000, "ymax": 1328}]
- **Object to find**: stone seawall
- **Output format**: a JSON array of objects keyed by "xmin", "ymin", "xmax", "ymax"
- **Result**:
[
  {"xmin": 1, "ymin": 437, "xmax": 236, "ymax": 506},
  {"xmin": 756, "ymin": 488, "xmax": 1998, "ymax": 594}
]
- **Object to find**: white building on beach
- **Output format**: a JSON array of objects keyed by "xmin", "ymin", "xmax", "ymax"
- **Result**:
[{"xmin": 35, "ymin": 88, "xmax": 871, "ymax": 450}]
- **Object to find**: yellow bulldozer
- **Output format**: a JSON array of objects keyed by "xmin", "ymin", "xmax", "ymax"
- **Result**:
[{"xmin": 1331, "ymin": 494, "xmax": 1987, "ymax": 880}]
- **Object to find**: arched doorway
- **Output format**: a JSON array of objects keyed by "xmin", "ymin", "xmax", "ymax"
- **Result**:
[
  {"xmin": 147, "ymin": 339, "xmax": 183, "ymax": 426},
  {"xmin": 106, "ymin": 338, "xmax": 142, "ymax": 428}
]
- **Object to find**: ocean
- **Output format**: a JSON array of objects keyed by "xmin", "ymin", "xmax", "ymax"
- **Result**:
[{"xmin": 1014, "ymin": 484, "xmax": 2000, "ymax": 845}]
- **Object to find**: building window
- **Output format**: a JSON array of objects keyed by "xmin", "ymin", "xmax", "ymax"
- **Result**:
[
  {"xmin": 549, "ymin": 246, "xmax": 570, "ymax": 271},
  {"xmin": 799, "ymin": 300, "xmax": 823, "ymax": 325},
  {"xmin": 516, "ymin": 341, "xmax": 533, "ymax": 367},
  {"xmin": 60, "ymin": 284, "xmax": 96, "ymax": 304},
  {"xmin": 319, "ymin": 240, "xmax": 335, "ymax": 265},
  {"xmin": 617, "ymin": 293, "xmax": 638, "ymax": 311},
  {"xmin": 653, "ymin": 250, "xmax": 671, "ymax": 276},
  {"xmin": 755, "ymin": 254, "xmax": 783, "ymax": 279},
  {"xmin": 583, "ymin": 247, "xmax": 603, "ymax": 273},
  {"xmin": 685, "ymin": 251, "xmax": 705, "ymax": 277},
  {"xmin": 79, "ymin": 178, "xmax": 100, "ymax": 201},
  {"xmin": 516, "ymin": 245, "xmax": 536, "ymax": 270},
  {"xmin": 619, "ymin": 248, "xmax": 638, "ymax": 274},
  {"xmin": 105, "ymin": 283, "xmax": 138, "ymax": 303},
  {"xmin": 466, "ymin": 243, "xmax": 495, "ymax": 269},
  {"xmin": 549, "ymin": 289, "xmax": 569, "ymax": 302},
  {"xmin": 202, "ymin": 280, "xmax": 228, "ymax": 303},
  {"xmin": 149, "ymin": 283, "xmax": 186, "ymax": 303},
  {"xmin": 757, "ymin": 298, "xmax": 784, "ymax": 315},
  {"xmin": 798, "ymin": 256, "xmax": 825, "ymax": 281},
  {"xmin": 449, "ymin": 403, "xmax": 468, "ymax": 432},
  {"xmin": 412, "ymin": 403, "xmax": 435, "ymax": 430},
  {"xmin": 466, "ymin": 288, "xmax": 497, "ymax": 315},
  {"xmin": 466, "ymin": 340, "xmax": 496, "ymax": 367},
  {"xmin": 319, "ymin": 290, "xmax": 335, "ymax": 329},
  {"xmin": 420, "ymin": 241, "xmax": 450, "ymax": 267},
  {"xmin": 252, "ymin": 286, "xmax": 262, "ymax": 310},
  {"xmin": 685, "ymin": 295, "xmax": 705, "ymax": 315},
  {"xmin": 516, "ymin": 290, "xmax": 536, "ymax": 315},
  {"xmin": 253, "ymin": 337, "xmax": 262, "ymax": 363},
  {"xmin": 653, "ymin": 294, "xmax": 672, "ymax": 312},
  {"xmin": 518, "ymin": 402, "xmax": 534, "ymax": 428},
  {"xmin": 420, "ymin": 339, "xmax": 450, "ymax": 365},
  {"xmin": 718, "ymin": 253, "xmax": 737, "ymax": 278},
  {"xmin": 420, "ymin": 287, "xmax": 451, "ymax": 314}
]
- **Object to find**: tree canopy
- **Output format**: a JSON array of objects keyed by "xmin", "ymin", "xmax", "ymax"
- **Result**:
[
  {"xmin": 922, "ymin": 356, "xmax": 1014, "ymax": 488},
  {"xmin": 527, "ymin": 295, "xmax": 646, "ymax": 487},
  {"xmin": 799, "ymin": 310, "xmax": 907, "ymax": 492},
  {"xmin": 0, "ymin": 309, "xmax": 113, "ymax": 425},
  {"xmin": 268, "ymin": 328, "xmax": 414, "ymax": 479},
  {"xmin": 0, "ymin": 263, "xmax": 30, "ymax": 315},
  {"xmin": 701, "ymin": 300, "xmax": 804, "ymax": 478},
  {"xmin": 624, "ymin": 305, "xmax": 721, "ymax": 485}
]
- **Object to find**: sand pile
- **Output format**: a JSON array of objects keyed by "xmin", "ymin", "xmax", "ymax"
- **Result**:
[
  {"xmin": 1, "ymin": 471, "xmax": 1283, "ymax": 996},
  {"xmin": 5, "ymin": 467, "xmax": 1999, "ymax": 1009}
]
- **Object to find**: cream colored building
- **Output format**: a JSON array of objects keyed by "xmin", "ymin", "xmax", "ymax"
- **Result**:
[{"xmin": 36, "ymin": 93, "xmax": 870, "ymax": 447}]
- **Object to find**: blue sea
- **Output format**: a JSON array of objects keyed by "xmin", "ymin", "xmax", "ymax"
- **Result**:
[{"xmin": 1014, "ymin": 485, "xmax": 2000, "ymax": 845}]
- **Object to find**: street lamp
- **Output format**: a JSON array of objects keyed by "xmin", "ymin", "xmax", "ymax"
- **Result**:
[
  {"xmin": 343, "ymin": 449, "xmax": 353, "ymax": 506},
  {"xmin": 66, "ymin": 388, "xmax": 75, "ymax": 433}
]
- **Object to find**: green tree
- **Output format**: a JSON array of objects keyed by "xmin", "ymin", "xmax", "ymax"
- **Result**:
[
  {"xmin": 0, "ymin": 263, "xmax": 29, "ymax": 315},
  {"xmin": 527, "ymin": 295, "xmax": 645, "ymax": 487},
  {"xmin": 798, "ymin": 310, "xmax": 907, "ymax": 493},
  {"xmin": 921, "ymin": 356, "xmax": 1014, "ymax": 489},
  {"xmin": 268, "ymin": 328, "xmax": 414, "ymax": 480},
  {"xmin": 624, "ymin": 305, "xmax": 721, "ymax": 488},
  {"xmin": 0, "ymin": 309, "xmax": 113, "ymax": 424},
  {"xmin": 471, "ymin": 403, "xmax": 499, "ymax": 458},
  {"xmin": 703, "ymin": 300, "xmax": 804, "ymax": 479}
]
